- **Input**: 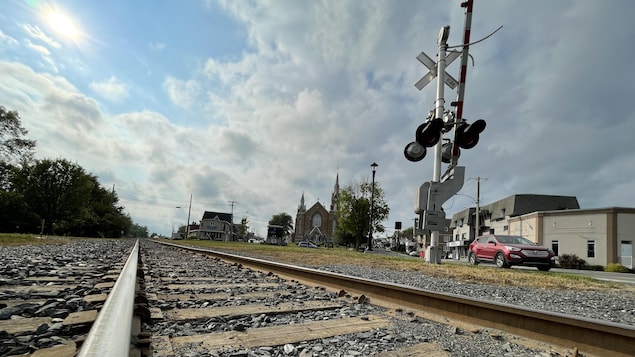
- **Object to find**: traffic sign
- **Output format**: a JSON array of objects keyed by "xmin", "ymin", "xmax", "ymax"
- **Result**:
[
  {"xmin": 414, "ymin": 51, "xmax": 460, "ymax": 90},
  {"xmin": 423, "ymin": 210, "xmax": 447, "ymax": 231},
  {"xmin": 414, "ymin": 166, "xmax": 465, "ymax": 214}
]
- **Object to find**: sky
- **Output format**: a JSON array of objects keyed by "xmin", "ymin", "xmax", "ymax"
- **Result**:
[{"xmin": 2, "ymin": 0, "xmax": 634, "ymax": 237}]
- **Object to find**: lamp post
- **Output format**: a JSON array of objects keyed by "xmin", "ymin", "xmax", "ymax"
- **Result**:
[
  {"xmin": 367, "ymin": 162, "xmax": 378, "ymax": 251},
  {"xmin": 186, "ymin": 194, "xmax": 192, "ymax": 239},
  {"xmin": 176, "ymin": 194, "xmax": 193, "ymax": 239}
]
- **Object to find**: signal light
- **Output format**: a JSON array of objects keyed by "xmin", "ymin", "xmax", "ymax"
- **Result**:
[
  {"xmin": 415, "ymin": 118, "xmax": 444, "ymax": 147},
  {"xmin": 455, "ymin": 119, "xmax": 486, "ymax": 149},
  {"xmin": 404, "ymin": 141, "xmax": 426, "ymax": 162},
  {"xmin": 441, "ymin": 141, "xmax": 457, "ymax": 163}
]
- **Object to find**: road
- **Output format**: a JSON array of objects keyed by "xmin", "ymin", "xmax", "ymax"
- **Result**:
[{"xmin": 442, "ymin": 257, "xmax": 635, "ymax": 285}]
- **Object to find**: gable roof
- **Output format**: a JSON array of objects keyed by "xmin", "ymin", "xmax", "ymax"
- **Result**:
[
  {"xmin": 306, "ymin": 201, "xmax": 328, "ymax": 214},
  {"xmin": 201, "ymin": 211, "xmax": 233, "ymax": 223}
]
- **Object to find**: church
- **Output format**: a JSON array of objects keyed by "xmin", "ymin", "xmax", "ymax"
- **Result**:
[{"xmin": 294, "ymin": 174, "xmax": 340, "ymax": 244}]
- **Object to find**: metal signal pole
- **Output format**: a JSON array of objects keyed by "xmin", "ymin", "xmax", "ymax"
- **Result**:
[
  {"xmin": 427, "ymin": 25, "xmax": 451, "ymax": 264},
  {"xmin": 451, "ymin": 0, "xmax": 475, "ymax": 167}
]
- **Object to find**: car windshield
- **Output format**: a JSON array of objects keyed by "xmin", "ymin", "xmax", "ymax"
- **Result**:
[{"xmin": 496, "ymin": 235, "xmax": 535, "ymax": 245}]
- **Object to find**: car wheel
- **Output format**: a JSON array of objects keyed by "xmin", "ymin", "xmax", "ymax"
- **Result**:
[
  {"xmin": 537, "ymin": 265, "xmax": 551, "ymax": 272},
  {"xmin": 495, "ymin": 252, "xmax": 509, "ymax": 268},
  {"xmin": 468, "ymin": 252, "xmax": 479, "ymax": 265}
]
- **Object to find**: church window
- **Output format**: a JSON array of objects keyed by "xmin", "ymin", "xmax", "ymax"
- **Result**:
[{"xmin": 312, "ymin": 213, "xmax": 322, "ymax": 227}]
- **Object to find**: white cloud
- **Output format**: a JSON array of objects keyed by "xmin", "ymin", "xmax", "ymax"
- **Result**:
[
  {"xmin": 21, "ymin": 23, "xmax": 61, "ymax": 49},
  {"xmin": 149, "ymin": 42, "xmax": 166, "ymax": 51},
  {"xmin": 163, "ymin": 76, "xmax": 201, "ymax": 109},
  {"xmin": 0, "ymin": 30, "xmax": 19, "ymax": 46},
  {"xmin": 24, "ymin": 39, "xmax": 50, "ymax": 55},
  {"xmin": 90, "ymin": 77, "xmax": 129, "ymax": 103},
  {"xmin": 3, "ymin": 0, "xmax": 635, "ymax": 237}
]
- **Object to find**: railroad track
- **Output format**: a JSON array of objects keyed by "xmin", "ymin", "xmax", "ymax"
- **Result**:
[
  {"xmin": 0, "ymin": 239, "xmax": 135, "ymax": 357},
  {"xmin": 1, "ymin": 239, "xmax": 633, "ymax": 356},
  {"xmin": 146, "ymin": 241, "xmax": 635, "ymax": 357}
]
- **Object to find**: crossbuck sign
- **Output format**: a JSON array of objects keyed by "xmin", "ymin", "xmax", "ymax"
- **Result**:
[{"xmin": 414, "ymin": 51, "xmax": 460, "ymax": 90}]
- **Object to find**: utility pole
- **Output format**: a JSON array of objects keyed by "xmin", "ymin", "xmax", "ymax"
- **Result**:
[
  {"xmin": 465, "ymin": 177, "xmax": 487, "ymax": 239},
  {"xmin": 228, "ymin": 200, "xmax": 237, "ymax": 241},
  {"xmin": 186, "ymin": 194, "xmax": 192, "ymax": 239},
  {"xmin": 471, "ymin": 177, "xmax": 487, "ymax": 238}
]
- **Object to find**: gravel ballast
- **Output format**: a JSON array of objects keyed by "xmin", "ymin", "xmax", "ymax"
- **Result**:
[{"xmin": 1, "ymin": 239, "xmax": 633, "ymax": 357}]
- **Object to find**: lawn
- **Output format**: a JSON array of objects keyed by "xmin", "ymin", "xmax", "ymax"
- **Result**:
[
  {"xmin": 162, "ymin": 238, "xmax": 635, "ymax": 292},
  {"xmin": 0, "ymin": 233, "xmax": 71, "ymax": 246}
]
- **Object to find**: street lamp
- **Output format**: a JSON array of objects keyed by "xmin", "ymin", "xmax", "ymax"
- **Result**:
[
  {"xmin": 367, "ymin": 162, "xmax": 378, "ymax": 251},
  {"xmin": 175, "ymin": 193, "xmax": 192, "ymax": 239}
]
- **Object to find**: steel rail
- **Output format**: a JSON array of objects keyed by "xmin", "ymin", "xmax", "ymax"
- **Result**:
[
  {"xmin": 156, "ymin": 241, "xmax": 635, "ymax": 357},
  {"xmin": 78, "ymin": 239, "xmax": 139, "ymax": 357}
]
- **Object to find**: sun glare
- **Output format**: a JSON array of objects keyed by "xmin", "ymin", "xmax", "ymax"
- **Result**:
[{"xmin": 46, "ymin": 10, "xmax": 79, "ymax": 40}]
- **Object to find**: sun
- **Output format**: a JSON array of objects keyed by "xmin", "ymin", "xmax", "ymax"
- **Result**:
[{"xmin": 46, "ymin": 10, "xmax": 79, "ymax": 40}]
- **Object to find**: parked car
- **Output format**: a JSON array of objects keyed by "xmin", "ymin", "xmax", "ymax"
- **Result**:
[
  {"xmin": 298, "ymin": 241, "xmax": 318, "ymax": 248},
  {"xmin": 468, "ymin": 234, "xmax": 555, "ymax": 271}
]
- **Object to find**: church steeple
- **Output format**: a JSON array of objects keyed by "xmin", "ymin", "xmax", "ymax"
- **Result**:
[
  {"xmin": 298, "ymin": 191, "xmax": 306, "ymax": 212},
  {"xmin": 330, "ymin": 172, "xmax": 339, "ymax": 212}
]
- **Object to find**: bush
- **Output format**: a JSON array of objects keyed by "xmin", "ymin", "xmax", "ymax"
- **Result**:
[
  {"xmin": 557, "ymin": 254, "xmax": 587, "ymax": 269},
  {"xmin": 586, "ymin": 265, "xmax": 604, "ymax": 271},
  {"xmin": 604, "ymin": 263, "xmax": 630, "ymax": 273}
]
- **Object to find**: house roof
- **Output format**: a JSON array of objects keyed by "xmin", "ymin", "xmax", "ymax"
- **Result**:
[
  {"xmin": 450, "ymin": 194, "xmax": 579, "ymax": 224},
  {"xmin": 201, "ymin": 211, "xmax": 233, "ymax": 223},
  {"xmin": 486, "ymin": 194, "xmax": 579, "ymax": 220}
]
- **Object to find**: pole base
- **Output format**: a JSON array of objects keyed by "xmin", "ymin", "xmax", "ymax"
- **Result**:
[{"xmin": 424, "ymin": 246, "xmax": 442, "ymax": 264}]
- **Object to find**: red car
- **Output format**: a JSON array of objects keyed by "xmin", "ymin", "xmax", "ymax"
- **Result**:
[{"xmin": 468, "ymin": 234, "xmax": 555, "ymax": 271}]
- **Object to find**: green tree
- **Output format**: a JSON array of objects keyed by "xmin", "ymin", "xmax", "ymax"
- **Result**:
[
  {"xmin": 237, "ymin": 216, "xmax": 249, "ymax": 240},
  {"xmin": 268, "ymin": 212, "xmax": 293, "ymax": 236},
  {"xmin": 335, "ymin": 180, "xmax": 389, "ymax": 248},
  {"xmin": 128, "ymin": 223, "xmax": 149, "ymax": 238},
  {"xmin": 84, "ymin": 180, "xmax": 130, "ymax": 237},
  {"xmin": 0, "ymin": 106, "xmax": 36, "ymax": 165},
  {"xmin": 14, "ymin": 159, "xmax": 93, "ymax": 235}
]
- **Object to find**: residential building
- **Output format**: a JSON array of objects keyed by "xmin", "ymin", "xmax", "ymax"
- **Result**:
[{"xmin": 190, "ymin": 211, "xmax": 233, "ymax": 241}]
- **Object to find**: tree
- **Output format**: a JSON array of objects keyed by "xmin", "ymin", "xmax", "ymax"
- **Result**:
[
  {"xmin": 335, "ymin": 180, "xmax": 389, "ymax": 248},
  {"xmin": 0, "ymin": 107, "xmax": 36, "ymax": 165},
  {"xmin": 13, "ymin": 159, "xmax": 93, "ymax": 235},
  {"xmin": 10, "ymin": 158, "xmax": 133, "ymax": 237},
  {"xmin": 237, "ymin": 216, "xmax": 249, "ymax": 240},
  {"xmin": 268, "ymin": 212, "xmax": 293, "ymax": 236},
  {"xmin": 128, "ymin": 223, "xmax": 149, "ymax": 238}
]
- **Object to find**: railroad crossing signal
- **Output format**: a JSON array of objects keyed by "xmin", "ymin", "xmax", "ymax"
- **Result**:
[
  {"xmin": 404, "ymin": 118, "xmax": 445, "ymax": 162},
  {"xmin": 414, "ymin": 166, "xmax": 465, "ymax": 214},
  {"xmin": 414, "ymin": 51, "xmax": 460, "ymax": 90}
]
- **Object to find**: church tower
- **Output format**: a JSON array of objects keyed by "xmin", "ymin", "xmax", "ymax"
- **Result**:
[
  {"xmin": 294, "ymin": 192, "xmax": 306, "ymax": 241},
  {"xmin": 329, "ymin": 173, "xmax": 339, "ymax": 238},
  {"xmin": 330, "ymin": 172, "xmax": 339, "ymax": 211}
]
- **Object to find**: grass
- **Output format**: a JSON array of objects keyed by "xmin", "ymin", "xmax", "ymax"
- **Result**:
[
  {"xmin": 166, "ymin": 238, "xmax": 635, "ymax": 292},
  {"xmin": 0, "ymin": 233, "xmax": 68, "ymax": 246}
]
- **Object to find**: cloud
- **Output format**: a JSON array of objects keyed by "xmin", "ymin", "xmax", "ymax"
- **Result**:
[
  {"xmin": 3, "ymin": 0, "xmax": 635, "ymax": 237},
  {"xmin": 149, "ymin": 42, "xmax": 166, "ymax": 51},
  {"xmin": 163, "ymin": 76, "xmax": 201, "ymax": 109},
  {"xmin": 0, "ymin": 30, "xmax": 19, "ymax": 46},
  {"xmin": 90, "ymin": 77, "xmax": 129, "ymax": 103},
  {"xmin": 24, "ymin": 39, "xmax": 50, "ymax": 55},
  {"xmin": 21, "ymin": 24, "xmax": 61, "ymax": 49}
]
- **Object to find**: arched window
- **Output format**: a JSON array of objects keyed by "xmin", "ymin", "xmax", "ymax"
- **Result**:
[{"xmin": 311, "ymin": 213, "xmax": 322, "ymax": 227}]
